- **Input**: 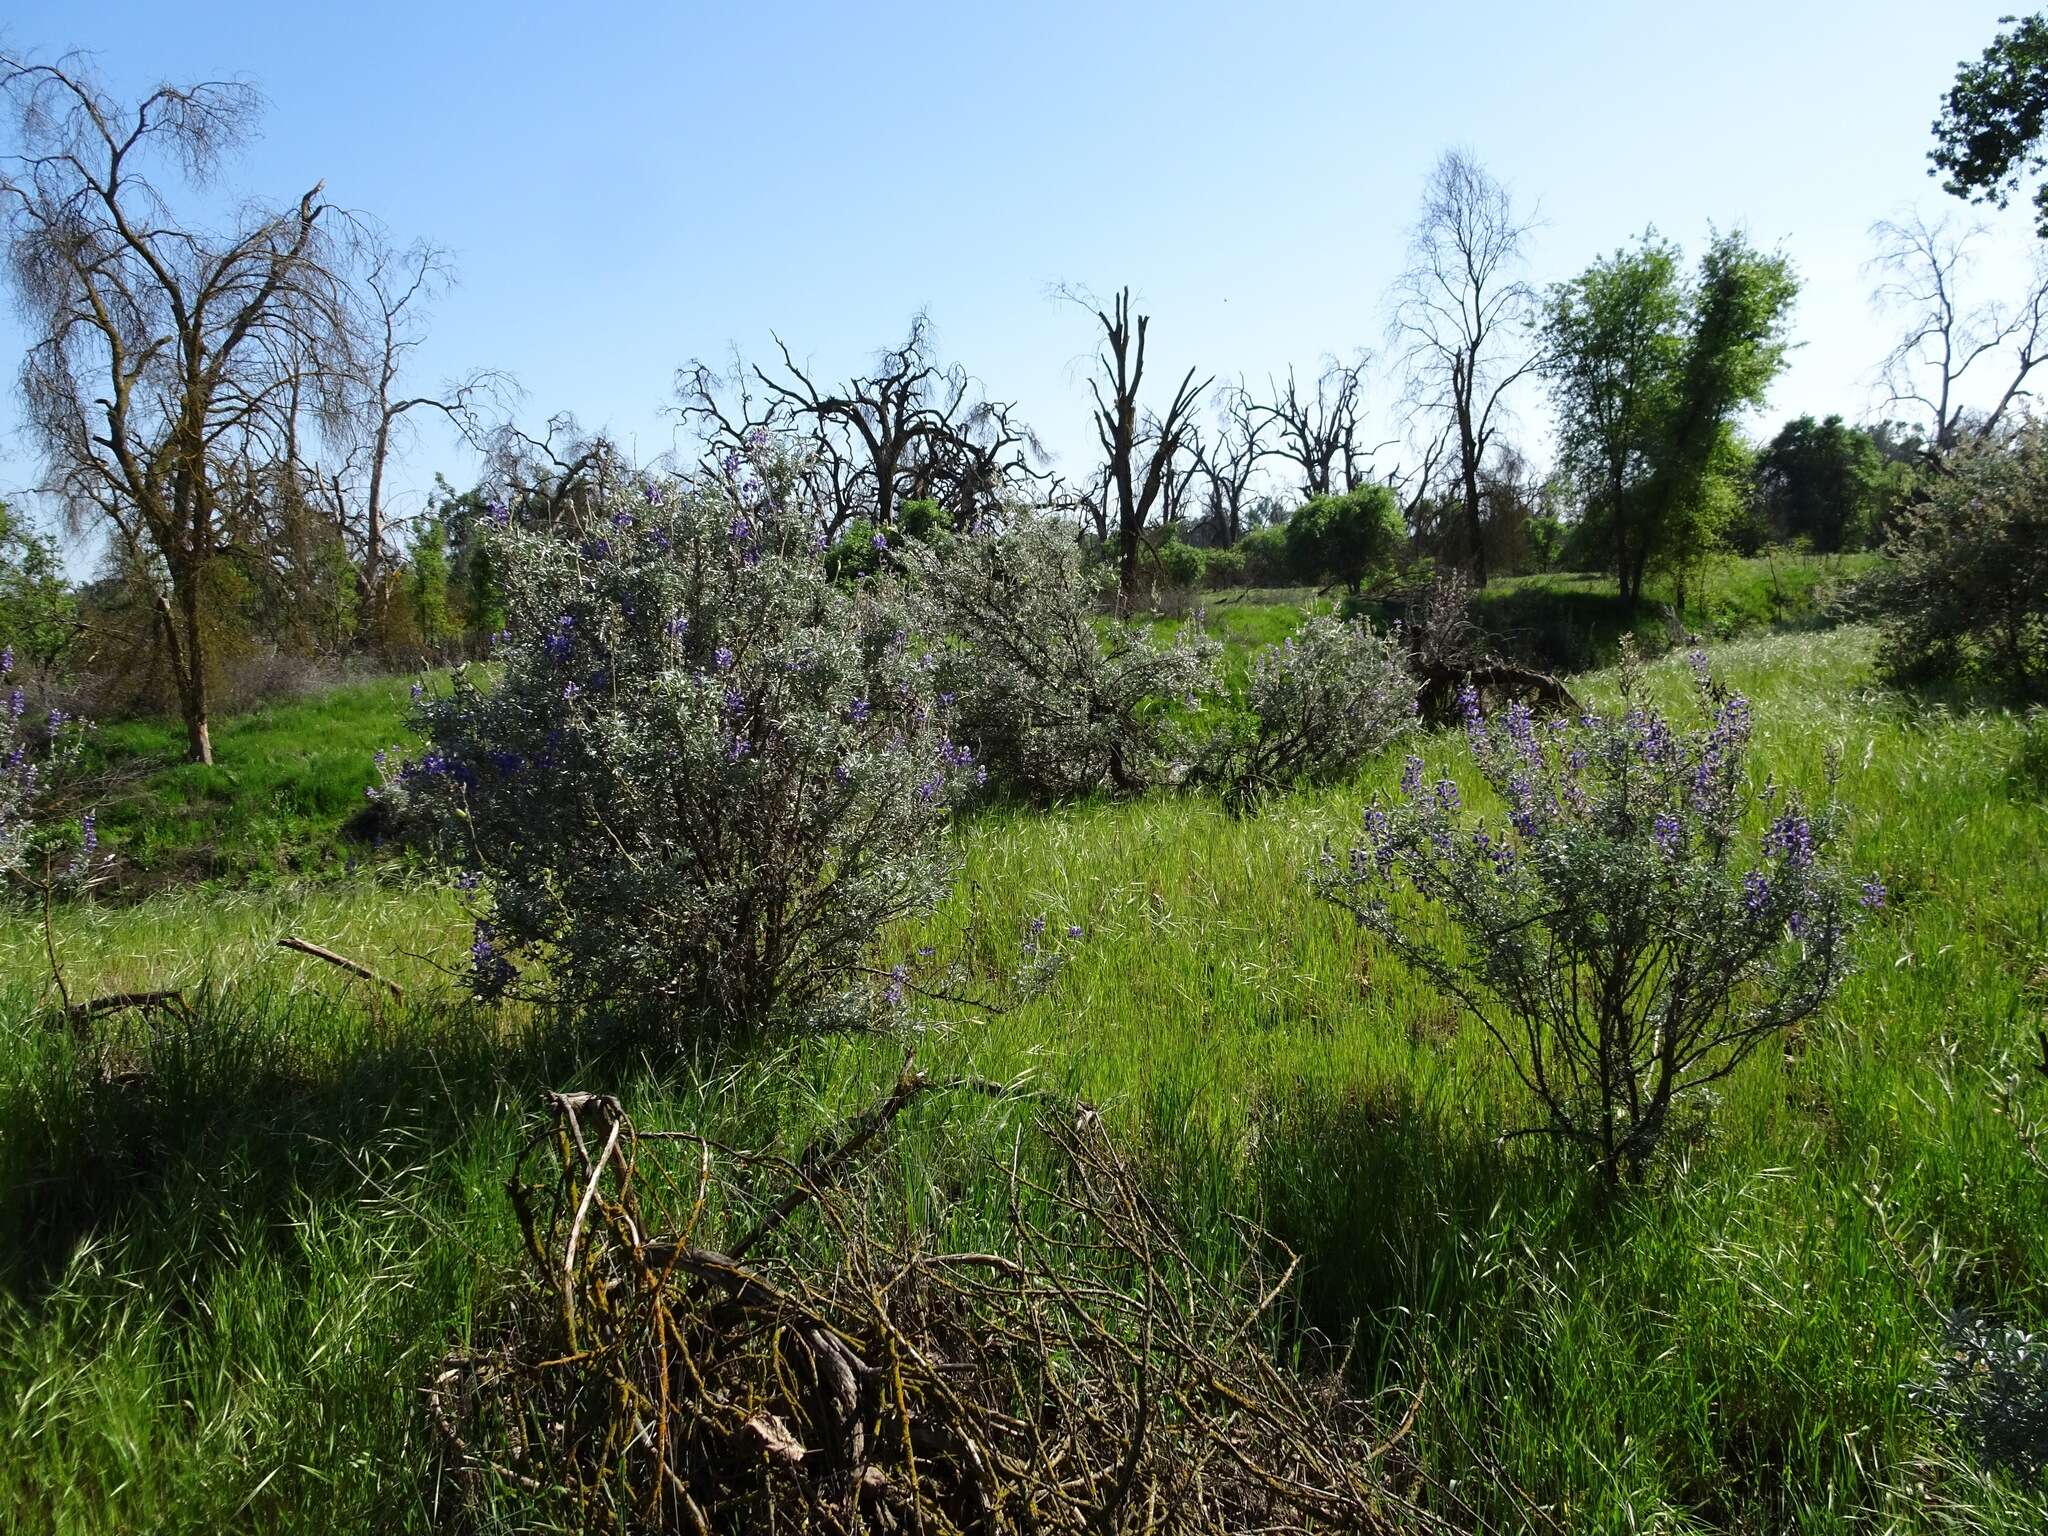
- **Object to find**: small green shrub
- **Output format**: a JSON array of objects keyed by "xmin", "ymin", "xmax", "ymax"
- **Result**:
[
  {"xmin": 1282, "ymin": 485, "xmax": 1404, "ymax": 593},
  {"xmin": 1868, "ymin": 427, "xmax": 2048, "ymax": 696},
  {"xmin": 1197, "ymin": 615, "xmax": 1415, "ymax": 813},
  {"xmin": 906, "ymin": 518, "xmax": 1217, "ymax": 800}
]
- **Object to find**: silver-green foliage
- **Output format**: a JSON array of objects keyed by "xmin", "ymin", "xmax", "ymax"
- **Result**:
[
  {"xmin": 381, "ymin": 456, "xmax": 970, "ymax": 1031},
  {"xmin": 1314, "ymin": 643, "xmax": 1873, "ymax": 1183},
  {"xmin": 1199, "ymin": 614, "xmax": 1416, "ymax": 813},
  {"xmin": 906, "ymin": 518, "xmax": 1218, "ymax": 800}
]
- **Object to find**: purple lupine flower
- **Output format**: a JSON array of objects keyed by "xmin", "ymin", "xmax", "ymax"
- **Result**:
[
  {"xmin": 643, "ymin": 481, "xmax": 665, "ymax": 506},
  {"xmin": 884, "ymin": 964, "xmax": 908, "ymax": 1006},
  {"xmin": 848, "ymin": 697, "xmax": 870, "ymax": 723},
  {"xmin": 612, "ymin": 511, "xmax": 635, "ymax": 531},
  {"xmin": 974, "ymin": 765, "xmax": 988, "ymax": 785},
  {"xmin": 1787, "ymin": 909, "xmax": 1810, "ymax": 938},
  {"xmin": 1067, "ymin": 924, "xmax": 1084, "ymax": 938},
  {"xmin": 1400, "ymin": 755, "xmax": 1425, "ymax": 796},
  {"xmin": 1435, "ymin": 779, "xmax": 1461, "ymax": 811},
  {"xmin": 722, "ymin": 449, "xmax": 743, "ymax": 477},
  {"xmin": 872, "ymin": 533, "xmax": 889, "ymax": 553},
  {"xmin": 724, "ymin": 687, "xmax": 747, "ymax": 717},
  {"xmin": 1742, "ymin": 871, "xmax": 1772, "ymax": 921},
  {"xmin": 666, "ymin": 615, "xmax": 689, "ymax": 638},
  {"xmin": 937, "ymin": 691, "xmax": 955, "ymax": 709},
  {"xmin": 486, "ymin": 499, "xmax": 510, "ymax": 529},
  {"xmin": 455, "ymin": 869, "xmax": 481, "ymax": 891},
  {"xmin": 410, "ymin": 682, "xmax": 424, "ymax": 703},
  {"xmin": 727, "ymin": 735, "xmax": 750, "ymax": 761},
  {"xmin": 0, "ymin": 648, "xmax": 12, "ymax": 675},
  {"xmin": 562, "ymin": 681, "xmax": 580, "ymax": 701},
  {"xmin": 714, "ymin": 647, "xmax": 735, "ymax": 671},
  {"xmin": 834, "ymin": 763, "xmax": 852, "ymax": 785},
  {"xmin": 1859, "ymin": 877, "xmax": 1886, "ymax": 910},
  {"xmin": 1763, "ymin": 810, "xmax": 1813, "ymax": 869},
  {"xmin": 728, "ymin": 515, "xmax": 752, "ymax": 543},
  {"xmin": 811, "ymin": 528, "xmax": 830, "ymax": 553},
  {"xmin": 80, "ymin": 810, "xmax": 96, "ymax": 854},
  {"xmin": 1030, "ymin": 915, "xmax": 1047, "ymax": 937},
  {"xmin": 1652, "ymin": 813, "xmax": 1682, "ymax": 857}
]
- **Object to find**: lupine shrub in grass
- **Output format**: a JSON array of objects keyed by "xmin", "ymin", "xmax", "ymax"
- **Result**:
[
  {"xmin": 379, "ymin": 453, "xmax": 973, "ymax": 1033},
  {"xmin": 1314, "ymin": 641, "xmax": 1873, "ymax": 1184},
  {"xmin": 1867, "ymin": 425, "xmax": 2048, "ymax": 697},
  {"xmin": 0, "ymin": 646, "xmax": 98, "ymax": 898},
  {"xmin": 1198, "ymin": 614, "xmax": 1416, "ymax": 813},
  {"xmin": 905, "ymin": 517, "xmax": 1218, "ymax": 800}
]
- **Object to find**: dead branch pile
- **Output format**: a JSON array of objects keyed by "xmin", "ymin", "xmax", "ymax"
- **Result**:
[{"xmin": 427, "ymin": 1072, "xmax": 1448, "ymax": 1533}]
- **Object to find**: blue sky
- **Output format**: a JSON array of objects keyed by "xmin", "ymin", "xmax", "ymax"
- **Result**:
[{"xmin": 1, "ymin": 0, "xmax": 2038, "ymax": 541}]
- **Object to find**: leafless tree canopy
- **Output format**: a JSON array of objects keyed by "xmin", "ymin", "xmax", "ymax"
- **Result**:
[
  {"xmin": 1870, "ymin": 210, "xmax": 2048, "ymax": 455},
  {"xmin": 1071, "ymin": 285, "xmax": 1211, "ymax": 603},
  {"xmin": 679, "ymin": 315, "xmax": 1046, "ymax": 537},
  {"xmin": 1252, "ymin": 355, "xmax": 1385, "ymax": 499},
  {"xmin": 1390, "ymin": 150, "xmax": 1543, "ymax": 587}
]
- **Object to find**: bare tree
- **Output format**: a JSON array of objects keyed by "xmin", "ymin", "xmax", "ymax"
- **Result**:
[
  {"xmin": 481, "ymin": 412, "xmax": 631, "ymax": 530},
  {"xmin": 1390, "ymin": 150, "xmax": 1543, "ymax": 587},
  {"xmin": 1, "ymin": 54, "xmax": 362, "ymax": 762},
  {"xmin": 1073, "ymin": 286, "xmax": 1210, "ymax": 603},
  {"xmin": 342, "ymin": 237, "xmax": 511, "ymax": 618},
  {"xmin": 1191, "ymin": 382, "xmax": 1270, "ymax": 545},
  {"xmin": 1253, "ymin": 355, "xmax": 1380, "ymax": 499},
  {"xmin": 753, "ymin": 314, "xmax": 968, "ymax": 531},
  {"xmin": 1871, "ymin": 211, "xmax": 2048, "ymax": 456}
]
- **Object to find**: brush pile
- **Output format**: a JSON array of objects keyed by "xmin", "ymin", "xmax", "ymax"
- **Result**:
[{"xmin": 427, "ymin": 1071, "xmax": 1447, "ymax": 1533}]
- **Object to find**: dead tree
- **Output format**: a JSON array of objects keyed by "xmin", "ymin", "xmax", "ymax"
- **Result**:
[
  {"xmin": 1, "ymin": 54, "xmax": 362, "ymax": 762},
  {"xmin": 1870, "ymin": 211, "xmax": 2048, "ymax": 457},
  {"xmin": 1192, "ymin": 382, "xmax": 1271, "ymax": 545},
  {"xmin": 1075, "ymin": 287, "xmax": 1210, "ymax": 603},
  {"xmin": 1390, "ymin": 151, "xmax": 1543, "ymax": 588},
  {"xmin": 753, "ymin": 314, "xmax": 967, "ymax": 531},
  {"xmin": 1254, "ymin": 356, "xmax": 1378, "ymax": 499}
]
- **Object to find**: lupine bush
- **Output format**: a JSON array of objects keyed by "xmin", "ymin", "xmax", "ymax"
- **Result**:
[
  {"xmin": 1867, "ymin": 425, "xmax": 2048, "ymax": 697},
  {"xmin": 0, "ymin": 645, "xmax": 98, "ymax": 897},
  {"xmin": 379, "ymin": 450, "xmax": 974, "ymax": 1032},
  {"xmin": 905, "ymin": 517, "xmax": 1218, "ymax": 800},
  {"xmin": 1197, "ymin": 615, "xmax": 1416, "ymax": 813},
  {"xmin": 1314, "ymin": 642, "xmax": 1874, "ymax": 1184}
]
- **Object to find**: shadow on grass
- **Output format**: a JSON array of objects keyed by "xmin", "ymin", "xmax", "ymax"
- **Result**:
[
  {"xmin": 1243, "ymin": 1074, "xmax": 1610, "ymax": 1382},
  {"xmin": 0, "ymin": 983, "xmax": 773, "ymax": 1301}
]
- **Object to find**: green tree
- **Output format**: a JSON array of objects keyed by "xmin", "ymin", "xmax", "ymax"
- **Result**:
[
  {"xmin": 1283, "ymin": 484, "xmax": 1404, "ymax": 593},
  {"xmin": 1545, "ymin": 231, "xmax": 1797, "ymax": 604},
  {"xmin": 1752, "ymin": 415, "xmax": 1894, "ymax": 552},
  {"xmin": 1932, "ymin": 11, "xmax": 2048, "ymax": 237},
  {"xmin": 0, "ymin": 501, "xmax": 77, "ymax": 678}
]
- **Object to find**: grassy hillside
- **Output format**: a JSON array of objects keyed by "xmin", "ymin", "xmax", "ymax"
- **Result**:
[{"xmin": 4, "ymin": 626, "xmax": 2045, "ymax": 1531}]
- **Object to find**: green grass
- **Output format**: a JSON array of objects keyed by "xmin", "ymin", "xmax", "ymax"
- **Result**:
[
  {"xmin": 84, "ymin": 676, "xmax": 428, "ymax": 893},
  {"xmin": 4, "ymin": 626, "xmax": 2046, "ymax": 1531}
]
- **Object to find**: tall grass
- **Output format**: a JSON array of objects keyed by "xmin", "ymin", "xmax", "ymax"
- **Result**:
[{"xmin": 2, "ymin": 626, "xmax": 2044, "ymax": 1531}]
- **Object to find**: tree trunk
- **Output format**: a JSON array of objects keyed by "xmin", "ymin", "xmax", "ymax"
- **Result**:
[{"xmin": 174, "ymin": 570, "xmax": 212, "ymax": 765}]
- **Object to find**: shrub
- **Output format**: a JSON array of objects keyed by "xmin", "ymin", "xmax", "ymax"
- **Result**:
[
  {"xmin": 1237, "ymin": 526, "xmax": 1291, "ymax": 586},
  {"xmin": 1282, "ymin": 485, "xmax": 1404, "ymax": 593},
  {"xmin": 1868, "ymin": 427, "xmax": 2048, "ymax": 696},
  {"xmin": 381, "ymin": 456, "xmax": 972, "ymax": 1033},
  {"xmin": 905, "ymin": 518, "xmax": 1218, "ymax": 800},
  {"xmin": 1198, "ymin": 615, "xmax": 1416, "ymax": 813},
  {"xmin": 1155, "ymin": 536, "xmax": 1208, "ymax": 591},
  {"xmin": 1314, "ymin": 642, "xmax": 1872, "ymax": 1184},
  {"xmin": 1202, "ymin": 546, "xmax": 1246, "ymax": 588},
  {"xmin": 0, "ymin": 646, "xmax": 97, "ymax": 893}
]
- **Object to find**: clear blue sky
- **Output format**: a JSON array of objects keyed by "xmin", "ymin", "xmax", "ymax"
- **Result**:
[{"xmin": 1, "ymin": 0, "xmax": 2037, "ymax": 541}]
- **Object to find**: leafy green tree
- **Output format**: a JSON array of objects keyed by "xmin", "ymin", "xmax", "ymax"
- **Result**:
[
  {"xmin": 0, "ymin": 501, "xmax": 77, "ymax": 679},
  {"xmin": 1932, "ymin": 11, "xmax": 2048, "ymax": 237},
  {"xmin": 1546, "ymin": 232, "xmax": 1797, "ymax": 603},
  {"xmin": 1752, "ymin": 415, "xmax": 1896, "ymax": 552},
  {"xmin": 1282, "ymin": 484, "xmax": 1404, "ymax": 593}
]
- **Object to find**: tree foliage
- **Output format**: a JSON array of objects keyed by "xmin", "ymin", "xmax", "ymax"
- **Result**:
[
  {"xmin": 1545, "ymin": 231, "xmax": 1797, "ymax": 603},
  {"xmin": 1932, "ymin": 11, "xmax": 2048, "ymax": 238}
]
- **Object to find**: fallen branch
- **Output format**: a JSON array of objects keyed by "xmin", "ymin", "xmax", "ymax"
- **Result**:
[
  {"xmin": 277, "ymin": 935, "xmax": 404, "ymax": 999},
  {"xmin": 64, "ymin": 988, "xmax": 193, "ymax": 1026}
]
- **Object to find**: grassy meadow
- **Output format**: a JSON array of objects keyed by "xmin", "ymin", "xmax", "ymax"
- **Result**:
[{"xmin": 3, "ymin": 607, "xmax": 2046, "ymax": 1531}]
